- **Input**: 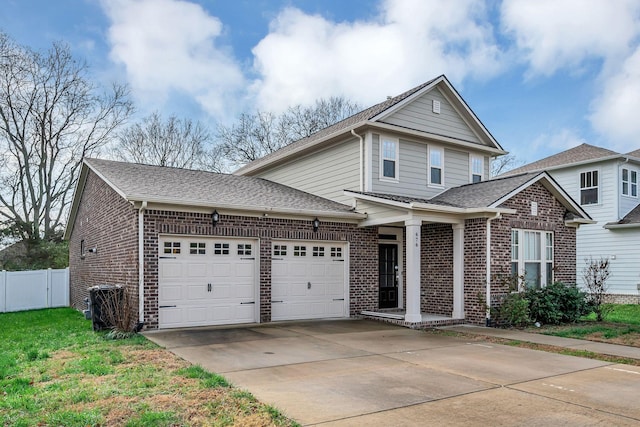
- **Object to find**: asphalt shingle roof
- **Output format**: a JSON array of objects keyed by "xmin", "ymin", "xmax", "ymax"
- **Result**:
[
  {"xmin": 503, "ymin": 143, "xmax": 620, "ymax": 176},
  {"xmin": 627, "ymin": 148, "xmax": 640, "ymax": 158},
  {"xmin": 352, "ymin": 173, "xmax": 540, "ymax": 209},
  {"xmin": 85, "ymin": 158, "xmax": 358, "ymax": 215},
  {"xmin": 614, "ymin": 203, "xmax": 640, "ymax": 225},
  {"xmin": 235, "ymin": 76, "xmax": 440, "ymax": 174}
]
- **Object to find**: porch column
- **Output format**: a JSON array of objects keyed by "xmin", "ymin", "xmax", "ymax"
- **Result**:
[
  {"xmin": 404, "ymin": 218, "xmax": 422, "ymax": 323},
  {"xmin": 452, "ymin": 223, "xmax": 465, "ymax": 319}
]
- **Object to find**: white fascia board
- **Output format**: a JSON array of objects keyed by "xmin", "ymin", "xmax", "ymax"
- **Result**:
[
  {"xmin": 519, "ymin": 155, "xmax": 624, "ymax": 175},
  {"xmin": 367, "ymin": 122, "xmax": 507, "ymax": 156},
  {"xmin": 131, "ymin": 197, "xmax": 365, "ymax": 221},
  {"xmin": 63, "ymin": 163, "xmax": 91, "ymax": 240},
  {"xmin": 603, "ymin": 222, "xmax": 640, "ymax": 229},
  {"xmin": 84, "ymin": 159, "xmax": 129, "ymax": 200}
]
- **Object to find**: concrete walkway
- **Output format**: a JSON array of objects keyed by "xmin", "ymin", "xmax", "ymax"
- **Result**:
[
  {"xmin": 440, "ymin": 324, "xmax": 640, "ymax": 360},
  {"xmin": 145, "ymin": 320, "xmax": 640, "ymax": 426}
]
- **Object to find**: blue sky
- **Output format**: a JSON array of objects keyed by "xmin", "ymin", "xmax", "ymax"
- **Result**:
[{"xmin": 2, "ymin": 0, "xmax": 640, "ymax": 164}]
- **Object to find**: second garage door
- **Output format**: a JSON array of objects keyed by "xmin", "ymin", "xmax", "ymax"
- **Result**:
[{"xmin": 271, "ymin": 241, "xmax": 348, "ymax": 321}]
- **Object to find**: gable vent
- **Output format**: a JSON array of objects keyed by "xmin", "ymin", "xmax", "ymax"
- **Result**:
[{"xmin": 432, "ymin": 99, "xmax": 441, "ymax": 114}]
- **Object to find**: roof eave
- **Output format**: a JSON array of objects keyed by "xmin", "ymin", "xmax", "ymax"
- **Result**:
[
  {"xmin": 128, "ymin": 196, "xmax": 366, "ymax": 220},
  {"xmin": 603, "ymin": 222, "xmax": 640, "ymax": 229},
  {"xmin": 510, "ymin": 153, "xmax": 626, "ymax": 176},
  {"xmin": 63, "ymin": 162, "xmax": 91, "ymax": 240}
]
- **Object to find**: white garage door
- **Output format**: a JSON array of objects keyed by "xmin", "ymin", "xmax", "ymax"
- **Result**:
[
  {"xmin": 158, "ymin": 236, "xmax": 258, "ymax": 329},
  {"xmin": 271, "ymin": 241, "xmax": 348, "ymax": 321}
]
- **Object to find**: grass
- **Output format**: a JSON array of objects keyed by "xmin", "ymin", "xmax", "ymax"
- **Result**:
[
  {"xmin": 533, "ymin": 304, "xmax": 640, "ymax": 347},
  {"xmin": 0, "ymin": 308, "xmax": 299, "ymax": 426}
]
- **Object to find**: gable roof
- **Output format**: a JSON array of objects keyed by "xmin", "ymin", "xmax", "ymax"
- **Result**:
[
  {"xmin": 504, "ymin": 143, "xmax": 640, "ymax": 176},
  {"xmin": 236, "ymin": 75, "xmax": 506, "ymax": 176},
  {"xmin": 346, "ymin": 172, "xmax": 591, "ymax": 222},
  {"xmin": 605, "ymin": 203, "xmax": 640, "ymax": 229},
  {"xmin": 64, "ymin": 158, "xmax": 363, "ymax": 239}
]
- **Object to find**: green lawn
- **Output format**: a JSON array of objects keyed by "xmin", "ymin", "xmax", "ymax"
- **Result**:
[
  {"xmin": 0, "ymin": 308, "xmax": 297, "ymax": 427},
  {"xmin": 539, "ymin": 304, "xmax": 640, "ymax": 347},
  {"xmin": 582, "ymin": 304, "xmax": 640, "ymax": 325}
]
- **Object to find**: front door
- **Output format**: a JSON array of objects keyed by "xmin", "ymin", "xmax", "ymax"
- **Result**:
[{"xmin": 379, "ymin": 244, "xmax": 398, "ymax": 309}]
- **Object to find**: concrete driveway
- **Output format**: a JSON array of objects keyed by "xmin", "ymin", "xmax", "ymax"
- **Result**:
[{"xmin": 145, "ymin": 320, "xmax": 640, "ymax": 426}]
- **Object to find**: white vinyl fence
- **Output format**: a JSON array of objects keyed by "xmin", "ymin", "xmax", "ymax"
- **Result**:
[{"xmin": 0, "ymin": 268, "xmax": 69, "ymax": 313}]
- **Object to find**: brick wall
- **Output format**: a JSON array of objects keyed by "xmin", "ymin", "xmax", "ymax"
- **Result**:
[
  {"xmin": 463, "ymin": 218, "xmax": 488, "ymax": 324},
  {"xmin": 142, "ymin": 211, "xmax": 378, "ymax": 329},
  {"xmin": 421, "ymin": 224, "xmax": 453, "ymax": 316},
  {"xmin": 68, "ymin": 171, "xmax": 139, "ymax": 313}
]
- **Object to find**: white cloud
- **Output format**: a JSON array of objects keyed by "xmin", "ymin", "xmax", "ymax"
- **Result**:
[
  {"xmin": 501, "ymin": 0, "xmax": 640, "ymax": 76},
  {"xmin": 509, "ymin": 128, "xmax": 587, "ymax": 162},
  {"xmin": 101, "ymin": 0, "xmax": 244, "ymax": 120},
  {"xmin": 250, "ymin": 0, "xmax": 504, "ymax": 112},
  {"xmin": 590, "ymin": 46, "xmax": 640, "ymax": 152}
]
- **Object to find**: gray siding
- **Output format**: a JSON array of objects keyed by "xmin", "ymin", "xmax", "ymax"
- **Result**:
[
  {"xmin": 381, "ymin": 87, "xmax": 481, "ymax": 144},
  {"xmin": 371, "ymin": 133, "xmax": 484, "ymax": 199},
  {"xmin": 256, "ymin": 138, "xmax": 360, "ymax": 204},
  {"xmin": 445, "ymin": 148, "xmax": 469, "ymax": 189}
]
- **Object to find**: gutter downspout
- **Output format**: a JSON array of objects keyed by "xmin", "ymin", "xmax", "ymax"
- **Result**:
[
  {"xmin": 351, "ymin": 129, "xmax": 364, "ymax": 192},
  {"xmin": 138, "ymin": 201, "xmax": 147, "ymax": 329},
  {"xmin": 485, "ymin": 212, "xmax": 501, "ymax": 326}
]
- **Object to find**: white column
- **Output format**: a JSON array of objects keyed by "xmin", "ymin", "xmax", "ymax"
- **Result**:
[
  {"xmin": 452, "ymin": 223, "xmax": 465, "ymax": 319},
  {"xmin": 404, "ymin": 219, "xmax": 422, "ymax": 323}
]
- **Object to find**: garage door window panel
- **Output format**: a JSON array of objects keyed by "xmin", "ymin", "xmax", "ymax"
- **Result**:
[
  {"xmin": 214, "ymin": 243, "xmax": 230, "ymax": 255},
  {"xmin": 164, "ymin": 241, "xmax": 181, "ymax": 254},
  {"xmin": 237, "ymin": 244, "xmax": 252, "ymax": 256},
  {"xmin": 189, "ymin": 242, "xmax": 206, "ymax": 254},
  {"xmin": 294, "ymin": 246, "xmax": 307, "ymax": 256},
  {"xmin": 313, "ymin": 246, "xmax": 325, "ymax": 257}
]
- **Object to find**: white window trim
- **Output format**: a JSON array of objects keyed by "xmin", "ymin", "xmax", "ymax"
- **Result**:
[
  {"xmin": 511, "ymin": 229, "xmax": 554, "ymax": 290},
  {"xmin": 379, "ymin": 136, "xmax": 399, "ymax": 182},
  {"xmin": 621, "ymin": 167, "xmax": 638, "ymax": 198},
  {"xmin": 428, "ymin": 145, "xmax": 444, "ymax": 188},
  {"xmin": 470, "ymin": 154, "xmax": 484, "ymax": 183},
  {"xmin": 579, "ymin": 168, "xmax": 600, "ymax": 206}
]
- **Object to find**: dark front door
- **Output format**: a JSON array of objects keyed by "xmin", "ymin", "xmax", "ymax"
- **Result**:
[{"xmin": 379, "ymin": 244, "xmax": 398, "ymax": 309}]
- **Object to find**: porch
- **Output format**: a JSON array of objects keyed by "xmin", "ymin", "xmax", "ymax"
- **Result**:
[{"xmin": 360, "ymin": 309, "xmax": 466, "ymax": 328}]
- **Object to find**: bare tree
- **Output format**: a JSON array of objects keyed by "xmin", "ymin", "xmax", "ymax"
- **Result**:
[
  {"xmin": 0, "ymin": 33, "xmax": 132, "ymax": 242},
  {"xmin": 582, "ymin": 256, "xmax": 612, "ymax": 321},
  {"xmin": 116, "ymin": 111, "xmax": 216, "ymax": 170},
  {"xmin": 218, "ymin": 96, "xmax": 360, "ymax": 168},
  {"xmin": 491, "ymin": 154, "xmax": 523, "ymax": 177}
]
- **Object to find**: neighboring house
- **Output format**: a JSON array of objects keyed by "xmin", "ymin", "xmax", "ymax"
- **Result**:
[
  {"xmin": 504, "ymin": 143, "xmax": 640, "ymax": 303},
  {"xmin": 65, "ymin": 75, "xmax": 591, "ymax": 330},
  {"xmin": 0, "ymin": 240, "xmax": 28, "ymax": 270}
]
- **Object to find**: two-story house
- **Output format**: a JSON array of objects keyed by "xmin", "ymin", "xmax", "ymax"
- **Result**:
[
  {"xmin": 65, "ymin": 75, "xmax": 591, "ymax": 330},
  {"xmin": 504, "ymin": 144, "xmax": 640, "ymax": 303}
]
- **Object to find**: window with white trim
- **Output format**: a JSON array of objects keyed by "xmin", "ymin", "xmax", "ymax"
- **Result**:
[
  {"xmin": 429, "ymin": 147, "xmax": 443, "ymax": 186},
  {"xmin": 511, "ymin": 229, "xmax": 554, "ymax": 289},
  {"xmin": 622, "ymin": 168, "xmax": 638, "ymax": 197},
  {"xmin": 580, "ymin": 170, "xmax": 598, "ymax": 205},
  {"xmin": 471, "ymin": 155, "xmax": 484, "ymax": 183},
  {"xmin": 380, "ymin": 137, "xmax": 398, "ymax": 180}
]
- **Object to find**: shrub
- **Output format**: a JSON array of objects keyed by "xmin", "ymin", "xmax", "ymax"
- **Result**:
[
  {"xmin": 525, "ymin": 282, "xmax": 590, "ymax": 325},
  {"xmin": 494, "ymin": 292, "xmax": 530, "ymax": 327},
  {"xmin": 582, "ymin": 257, "xmax": 612, "ymax": 321}
]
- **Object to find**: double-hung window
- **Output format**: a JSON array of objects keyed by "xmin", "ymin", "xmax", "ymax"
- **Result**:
[
  {"xmin": 511, "ymin": 229, "xmax": 554, "ymax": 289},
  {"xmin": 622, "ymin": 168, "xmax": 638, "ymax": 197},
  {"xmin": 471, "ymin": 155, "xmax": 484, "ymax": 183},
  {"xmin": 380, "ymin": 137, "xmax": 399, "ymax": 180},
  {"xmin": 580, "ymin": 170, "xmax": 599, "ymax": 205},
  {"xmin": 429, "ymin": 147, "xmax": 443, "ymax": 186}
]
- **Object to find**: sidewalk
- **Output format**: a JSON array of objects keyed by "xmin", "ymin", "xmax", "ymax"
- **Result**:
[{"xmin": 440, "ymin": 325, "xmax": 640, "ymax": 360}]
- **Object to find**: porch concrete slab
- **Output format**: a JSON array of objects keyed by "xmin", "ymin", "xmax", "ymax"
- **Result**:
[
  {"xmin": 387, "ymin": 341, "xmax": 609, "ymax": 385},
  {"xmin": 317, "ymin": 387, "xmax": 639, "ymax": 427},
  {"xmin": 168, "ymin": 335, "xmax": 371, "ymax": 373},
  {"xmin": 224, "ymin": 354, "xmax": 495, "ymax": 425},
  {"xmin": 511, "ymin": 364, "xmax": 640, "ymax": 421},
  {"xmin": 316, "ymin": 328, "xmax": 466, "ymax": 354},
  {"xmin": 276, "ymin": 318, "xmax": 401, "ymax": 336}
]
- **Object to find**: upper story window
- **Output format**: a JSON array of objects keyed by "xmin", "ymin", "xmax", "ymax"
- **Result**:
[
  {"xmin": 380, "ymin": 137, "xmax": 399, "ymax": 180},
  {"xmin": 580, "ymin": 170, "xmax": 599, "ymax": 205},
  {"xmin": 429, "ymin": 147, "xmax": 443, "ymax": 186},
  {"xmin": 622, "ymin": 168, "xmax": 638, "ymax": 197},
  {"xmin": 471, "ymin": 155, "xmax": 484, "ymax": 183}
]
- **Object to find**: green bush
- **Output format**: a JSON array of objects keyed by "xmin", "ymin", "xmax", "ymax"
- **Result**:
[
  {"xmin": 525, "ymin": 282, "xmax": 589, "ymax": 325},
  {"xmin": 494, "ymin": 292, "xmax": 530, "ymax": 327}
]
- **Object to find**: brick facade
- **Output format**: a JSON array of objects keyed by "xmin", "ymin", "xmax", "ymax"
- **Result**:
[
  {"xmin": 142, "ymin": 211, "xmax": 379, "ymax": 329},
  {"xmin": 68, "ymin": 171, "xmax": 139, "ymax": 312},
  {"xmin": 69, "ymin": 173, "xmax": 578, "ymax": 330}
]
